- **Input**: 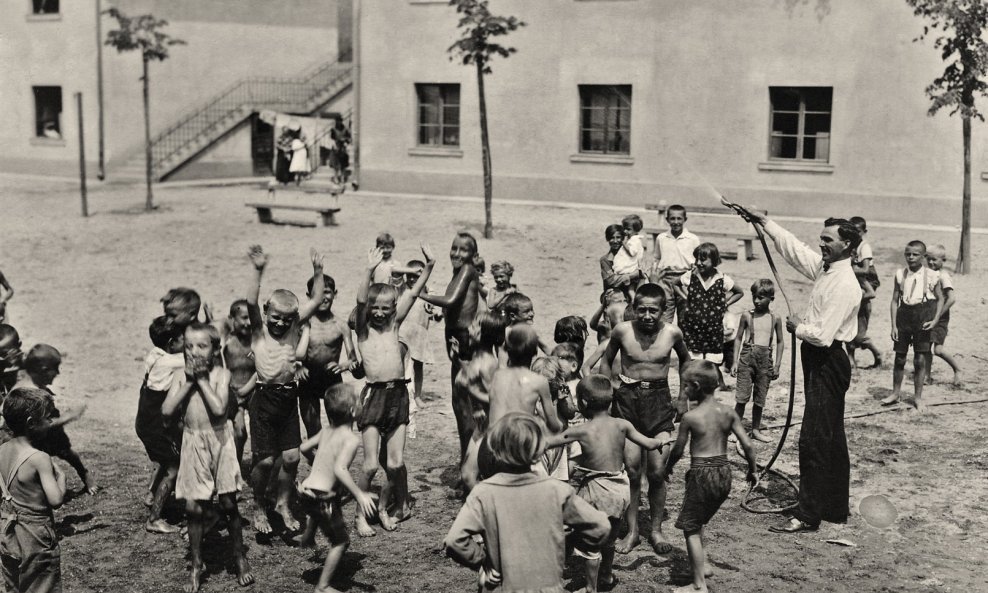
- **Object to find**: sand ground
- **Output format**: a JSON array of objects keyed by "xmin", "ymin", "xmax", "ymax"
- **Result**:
[{"xmin": 0, "ymin": 176, "xmax": 985, "ymax": 592}]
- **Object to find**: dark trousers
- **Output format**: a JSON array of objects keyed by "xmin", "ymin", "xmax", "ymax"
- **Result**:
[{"xmin": 793, "ymin": 341, "xmax": 851, "ymax": 526}]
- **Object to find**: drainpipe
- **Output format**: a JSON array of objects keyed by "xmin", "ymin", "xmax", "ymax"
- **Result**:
[
  {"xmin": 96, "ymin": 0, "xmax": 106, "ymax": 179},
  {"xmin": 351, "ymin": 0, "xmax": 360, "ymax": 186}
]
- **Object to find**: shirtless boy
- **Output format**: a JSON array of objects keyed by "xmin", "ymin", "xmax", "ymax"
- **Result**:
[
  {"xmin": 545, "ymin": 374, "xmax": 674, "ymax": 593},
  {"xmin": 246, "ymin": 245, "xmax": 325, "ymax": 533},
  {"xmin": 0, "ymin": 324, "xmax": 23, "ymax": 396},
  {"xmin": 600, "ymin": 282, "xmax": 691, "ymax": 555},
  {"xmin": 223, "ymin": 300, "xmax": 255, "ymax": 465},
  {"xmin": 354, "ymin": 245, "xmax": 434, "ymax": 535},
  {"xmin": 296, "ymin": 384, "xmax": 376, "ymax": 593}
]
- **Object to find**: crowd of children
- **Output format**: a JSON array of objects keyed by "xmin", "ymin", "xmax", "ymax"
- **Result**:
[{"xmin": 0, "ymin": 203, "xmax": 965, "ymax": 593}]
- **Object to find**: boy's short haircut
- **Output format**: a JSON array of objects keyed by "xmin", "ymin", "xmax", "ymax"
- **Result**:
[
  {"xmin": 149, "ymin": 315, "xmax": 183, "ymax": 349},
  {"xmin": 682, "ymin": 360, "xmax": 720, "ymax": 398},
  {"xmin": 553, "ymin": 315, "xmax": 588, "ymax": 348},
  {"xmin": 487, "ymin": 412, "xmax": 545, "ymax": 470},
  {"xmin": 228, "ymin": 299, "xmax": 249, "ymax": 317},
  {"xmin": 266, "ymin": 289, "xmax": 300, "ymax": 312},
  {"xmin": 504, "ymin": 325, "xmax": 538, "ymax": 366},
  {"xmin": 477, "ymin": 311, "xmax": 507, "ymax": 350},
  {"xmin": 376, "ymin": 232, "xmax": 395, "ymax": 248},
  {"xmin": 927, "ymin": 244, "xmax": 947, "ymax": 259},
  {"xmin": 0, "ymin": 324, "xmax": 19, "ymax": 347},
  {"xmin": 823, "ymin": 218, "xmax": 863, "ymax": 250},
  {"xmin": 161, "ymin": 287, "xmax": 201, "ymax": 315},
  {"xmin": 23, "ymin": 344, "xmax": 61, "ymax": 373},
  {"xmin": 531, "ymin": 355, "xmax": 566, "ymax": 384},
  {"xmin": 602, "ymin": 289, "xmax": 626, "ymax": 305},
  {"xmin": 621, "ymin": 214, "xmax": 644, "ymax": 232},
  {"xmin": 576, "ymin": 374, "xmax": 614, "ymax": 412},
  {"xmin": 605, "ymin": 224, "xmax": 624, "ymax": 240},
  {"xmin": 406, "ymin": 259, "xmax": 426, "ymax": 270},
  {"xmin": 633, "ymin": 283, "xmax": 667, "ymax": 309},
  {"xmin": 456, "ymin": 231, "xmax": 479, "ymax": 258},
  {"xmin": 3, "ymin": 387, "xmax": 50, "ymax": 436},
  {"xmin": 324, "ymin": 383, "xmax": 357, "ymax": 425},
  {"xmin": 306, "ymin": 274, "xmax": 336, "ymax": 294},
  {"xmin": 694, "ymin": 242, "xmax": 722, "ymax": 267},
  {"xmin": 490, "ymin": 260, "xmax": 514, "ymax": 277},
  {"xmin": 185, "ymin": 322, "xmax": 221, "ymax": 356},
  {"xmin": 666, "ymin": 204, "xmax": 687, "ymax": 219},
  {"xmin": 906, "ymin": 240, "xmax": 927, "ymax": 253},
  {"xmin": 500, "ymin": 293, "xmax": 533, "ymax": 321},
  {"xmin": 551, "ymin": 341, "xmax": 584, "ymax": 369},
  {"xmin": 849, "ymin": 216, "xmax": 867, "ymax": 231},
  {"xmin": 366, "ymin": 283, "xmax": 398, "ymax": 308},
  {"xmin": 750, "ymin": 279, "xmax": 775, "ymax": 299}
]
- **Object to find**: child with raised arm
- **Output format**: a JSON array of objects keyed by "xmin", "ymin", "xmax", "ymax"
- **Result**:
[
  {"xmin": 245, "ymin": 245, "xmax": 325, "ymax": 534},
  {"xmin": 354, "ymin": 244, "xmax": 434, "ymax": 535},
  {"xmin": 730, "ymin": 279, "xmax": 785, "ymax": 443},
  {"xmin": 397, "ymin": 260, "xmax": 440, "ymax": 409},
  {"xmin": 479, "ymin": 260, "xmax": 517, "ymax": 313},
  {"xmin": 0, "ymin": 269, "xmax": 13, "ymax": 324},
  {"xmin": 882, "ymin": 240, "xmax": 944, "ymax": 412},
  {"xmin": 600, "ymin": 283, "xmax": 691, "ymax": 556},
  {"xmin": 223, "ymin": 300, "xmax": 255, "ymax": 466},
  {"xmin": 163, "ymin": 323, "xmax": 252, "ymax": 592},
  {"xmin": 846, "ymin": 216, "xmax": 882, "ymax": 369},
  {"xmin": 444, "ymin": 413, "xmax": 610, "ymax": 593},
  {"xmin": 666, "ymin": 360, "xmax": 757, "ymax": 593},
  {"xmin": 419, "ymin": 232, "xmax": 481, "ymax": 464},
  {"xmin": 295, "ymin": 384, "xmax": 376, "ymax": 593},
  {"xmin": 545, "ymin": 375, "xmax": 674, "ymax": 593},
  {"xmin": 0, "ymin": 388, "xmax": 67, "ymax": 593},
  {"xmin": 299, "ymin": 274, "xmax": 357, "ymax": 445},
  {"xmin": 925, "ymin": 244, "xmax": 962, "ymax": 386},
  {"xmin": 14, "ymin": 345, "xmax": 96, "ymax": 496}
]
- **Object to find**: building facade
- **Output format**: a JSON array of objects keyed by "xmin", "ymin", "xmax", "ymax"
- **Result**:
[{"xmin": 357, "ymin": 0, "xmax": 988, "ymax": 226}]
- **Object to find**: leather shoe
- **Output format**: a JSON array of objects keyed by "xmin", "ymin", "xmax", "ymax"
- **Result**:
[{"xmin": 769, "ymin": 519, "xmax": 818, "ymax": 533}]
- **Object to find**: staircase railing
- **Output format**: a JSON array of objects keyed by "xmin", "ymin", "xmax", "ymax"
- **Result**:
[{"xmin": 147, "ymin": 56, "xmax": 352, "ymax": 176}]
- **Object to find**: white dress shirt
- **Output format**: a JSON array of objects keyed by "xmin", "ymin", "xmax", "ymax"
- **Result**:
[
  {"xmin": 763, "ymin": 220, "xmax": 860, "ymax": 347},
  {"xmin": 655, "ymin": 229, "xmax": 700, "ymax": 269}
]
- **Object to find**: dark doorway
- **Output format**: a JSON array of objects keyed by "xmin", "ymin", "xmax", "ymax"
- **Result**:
[{"xmin": 251, "ymin": 114, "xmax": 274, "ymax": 175}]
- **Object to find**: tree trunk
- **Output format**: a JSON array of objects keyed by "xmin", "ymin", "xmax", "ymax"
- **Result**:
[
  {"xmin": 476, "ymin": 61, "xmax": 493, "ymax": 239},
  {"xmin": 958, "ymin": 114, "xmax": 971, "ymax": 274},
  {"xmin": 143, "ymin": 54, "xmax": 154, "ymax": 211}
]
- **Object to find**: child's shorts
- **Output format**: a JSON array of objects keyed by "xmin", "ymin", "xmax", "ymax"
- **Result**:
[
  {"xmin": 175, "ymin": 422, "xmax": 243, "ymax": 501},
  {"xmin": 356, "ymin": 381, "xmax": 410, "ymax": 435},
  {"xmin": 611, "ymin": 378, "xmax": 675, "ymax": 438},
  {"xmin": 135, "ymin": 385, "xmax": 182, "ymax": 464},
  {"xmin": 298, "ymin": 485, "xmax": 348, "ymax": 546},
  {"xmin": 298, "ymin": 372, "xmax": 344, "ymax": 403},
  {"xmin": 674, "ymin": 455, "xmax": 732, "ymax": 533},
  {"xmin": 894, "ymin": 301, "xmax": 936, "ymax": 354},
  {"xmin": 249, "ymin": 382, "xmax": 302, "ymax": 463},
  {"xmin": 931, "ymin": 312, "xmax": 950, "ymax": 346},
  {"xmin": 0, "ymin": 508, "xmax": 60, "ymax": 593},
  {"xmin": 734, "ymin": 344, "xmax": 773, "ymax": 407}
]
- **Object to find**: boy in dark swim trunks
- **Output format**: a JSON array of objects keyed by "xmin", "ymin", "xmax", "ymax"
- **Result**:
[
  {"xmin": 354, "ymin": 244, "xmax": 434, "ymax": 536},
  {"xmin": 666, "ymin": 360, "xmax": 757, "ymax": 593},
  {"xmin": 600, "ymin": 283, "xmax": 690, "ymax": 556}
]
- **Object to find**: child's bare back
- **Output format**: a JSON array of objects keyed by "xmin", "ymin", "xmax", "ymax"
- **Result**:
[
  {"xmin": 681, "ymin": 399, "xmax": 741, "ymax": 459},
  {"xmin": 300, "ymin": 424, "xmax": 358, "ymax": 496},
  {"xmin": 561, "ymin": 416, "xmax": 669, "ymax": 473}
]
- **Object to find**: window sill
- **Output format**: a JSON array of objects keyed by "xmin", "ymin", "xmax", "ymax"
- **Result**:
[
  {"xmin": 26, "ymin": 13, "xmax": 61, "ymax": 21},
  {"xmin": 570, "ymin": 153, "xmax": 634, "ymax": 165},
  {"xmin": 408, "ymin": 0, "xmax": 447, "ymax": 4},
  {"xmin": 30, "ymin": 137, "xmax": 66, "ymax": 147},
  {"xmin": 408, "ymin": 146, "xmax": 463, "ymax": 158},
  {"xmin": 758, "ymin": 161, "xmax": 834, "ymax": 174}
]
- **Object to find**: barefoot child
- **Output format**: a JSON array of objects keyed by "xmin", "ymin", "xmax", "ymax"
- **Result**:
[
  {"xmin": 666, "ymin": 360, "xmax": 757, "ymax": 593},
  {"xmin": 443, "ymin": 413, "xmax": 610, "ymax": 593},
  {"xmin": 925, "ymin": 244, "xmax": 962, "ymax": 386},
  {"xmin": 14, "ymin": 345, "xmax": 96, "ymax": 495},
  {"xmin": 600, "ymin": 283, "xmax": 691, "ymax": 555},
  {"xmin": 397, "ymin": 261, "xmax": 439, "ymax": 409},
  {"xmin": 223, "ymin": 300, "xmax": 256, "ymax": 465},
  {"xmin": 545, "ymin": 375, "xmax": 674, "ymax": 593},
  {"xmin": 730, "ymin": 279, "xmax": 784, "ymax": 443},
  {"xmin": 882, "ymin": 240, "xmax": 944, "ymax": 411},
  {"xmin": 846, "ymin": 217, "xmax": 882, "ymax": 369},
  {"xmin": 296, "ymin": 384, "xmax": 376, "ymax": 593},
  {"xmin": 0, "ymin": 388, "xmax": 67, "ymax": 593},
  {"xmin": 354, "ymin": 244, "xmax": 434, "ymax": 535},
  {"xmin": 246, "ymin": 245, "xmax": 325, "ymax": 534},
  {"xmin": 162, "ymin": 323, "xmax": 253, "ymax": 592}
]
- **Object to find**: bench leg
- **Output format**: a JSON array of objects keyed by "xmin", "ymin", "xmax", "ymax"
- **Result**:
[
  {"xmin": 256, "ymin": 207, "xmax": 274, "ymax": 224},
  {"xmin": 319, "ymin": 211, "xmax": 337, "ymax": 226},
  {"xmin": 742, "ymin": 239, "xmax": 755, "ymax": 261}
]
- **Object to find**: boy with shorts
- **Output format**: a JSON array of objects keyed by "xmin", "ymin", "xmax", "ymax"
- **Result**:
[
  {"xmin": 354, "ymin": 244, "xmax": 434, "ymax": 535},
  {"xmin": 666, "ymin": 360, "xmax": 757, "ymax": 593},
  {"xmin": 924, "ymin": 244, "xmax": 962, "ymax": 386},
  {"xmin": 882, "ymin": 240, "xmax": 944, "ymax": 412},
  {"xmin": 246, "ymin": 245, "xmax": 325, "ymax": 533},
  {"xmin": 600, "ymin": 283, "xmax": 691, "ymax": 555}
]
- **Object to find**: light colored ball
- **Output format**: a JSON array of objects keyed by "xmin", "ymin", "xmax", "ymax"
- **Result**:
[{"xmin": 859, "ymin": 494, "xmax": 897, "ymax": 528}]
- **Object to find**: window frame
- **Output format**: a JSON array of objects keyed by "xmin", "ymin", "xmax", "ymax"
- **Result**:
[
  {"xmin": 32, "ymin": 85, "xmax": 63, "ymax": 140},
  {"xmin": 767, "ymin": 86, "xmax": 832, "ymax": 163},
  {"xmin": 31, "ymin": 0, "xmax": 59, "ymax": 15},
  {"xmin": 415, "ymin": 83, "xmax": 461, "ymax": 149},
  {"xmin": 578, "ymin": 84, "xmax": 632, "ymax": 156}
]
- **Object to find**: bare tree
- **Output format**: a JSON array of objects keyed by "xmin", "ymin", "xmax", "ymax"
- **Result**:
[
  {"xmin": 448, "ymin": 0, "xmax": 524, "ymax": 239},
  {"xmin": 105, "ymin": 9, "xmax": 185, "ymax": 211}
]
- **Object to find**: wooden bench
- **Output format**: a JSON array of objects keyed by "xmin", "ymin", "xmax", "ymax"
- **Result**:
[
  {"xmin": 643, "ymin": 203, "xmax": 767, "ymax": 261},
  {"xmin": 246, "ymin": 201, "xmax": 341, "ymax": 227}
]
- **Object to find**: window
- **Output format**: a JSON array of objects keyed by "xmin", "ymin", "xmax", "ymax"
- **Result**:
[
  {"xmin": 33, "ymin": 86, "xmax": 62, "ymax": 139},
  {"xmin": 416, "ymin": 84, "xmax": 460, "ymax": 147},
  {"xmin": 579, "ymin": 85, "xmax": 631, "ymax": 155},
  {"xmin": 32, "ymin": 0, "xmax": 58, "ymax": 14},
  {"xmin": 769, "ymin": 87, "xmax": 832, "ymax": 162}
]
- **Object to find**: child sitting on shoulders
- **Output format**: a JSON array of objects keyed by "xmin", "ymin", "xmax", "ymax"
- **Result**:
[
  {"xmin": 0, "ymin": 388, "xmax": 67, "ymax": 593},
  {"xmin": 924, "ymin": 244, "xmax": 961, "ymax": 386},
  {"xmin": 666, "ymin": 360, "xmax": 757, "ymax": 593},
  {"xmin": 443, "ymin": 413, "xmax": 610, "ymax": 593},
  {"xmin": 295, "ymin": 383, "xmax": 376, "ymax": 593},
  {"xmin": 480, "ymin": 260, "xmax": 517, "ymax": 313},
  {"xmin": 545, "ymin": 375, "xmax": 673, "ymax": 593},
  {"xmin": 730, "ymin": 280, "xmax": 785, "ymax": 443}
]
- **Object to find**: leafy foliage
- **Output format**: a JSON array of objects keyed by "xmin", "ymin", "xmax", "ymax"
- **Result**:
[
  {"xmin": 104, "ymin": 8, "xmax": 185, "ymax": 61},
  {"xmin": 907, "ymin": 0, "xmax": 988, "ymax": 119},
  {"xmin": 447, "ymin": 0, "xmax": 525, "ymax": 74}
]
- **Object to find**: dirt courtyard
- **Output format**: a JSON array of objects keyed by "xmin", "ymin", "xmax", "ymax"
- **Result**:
[{"xmin": 0, "ymin": 176, "xmax": 985, "ymax": 592}]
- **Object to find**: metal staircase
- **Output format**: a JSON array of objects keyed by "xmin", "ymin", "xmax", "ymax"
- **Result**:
[{"xmin": 113, "ymin": 56, "xmax": 352, "ymax": 182}]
